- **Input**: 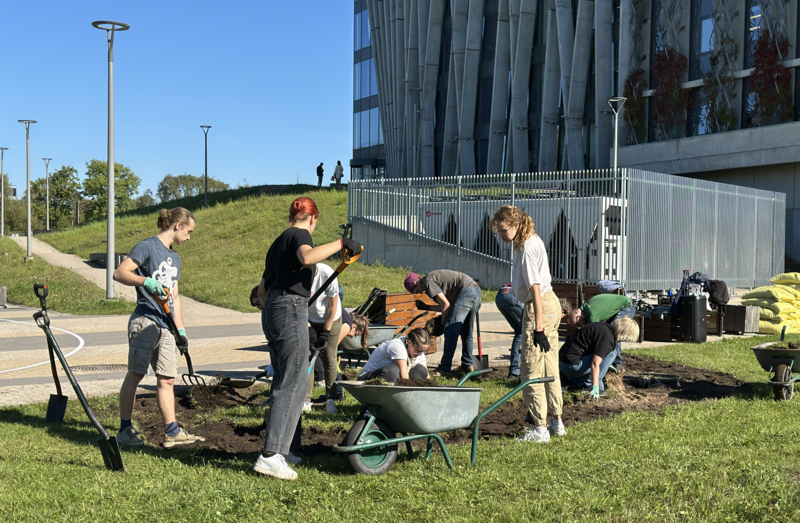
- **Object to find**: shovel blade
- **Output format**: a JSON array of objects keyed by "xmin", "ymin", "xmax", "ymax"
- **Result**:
[
  {"xmin": 472, "ymin": 354, "xmax": 492, "ymax": 372},
  {"xmin": 217, "ymin": 378, "xmax": 255, "ymax": 389},
  {"xmin": 97, "ymin": 436, "xmax": 126, "ymax": 472},
  {"xmin": 45, "ymin": 394, "xmax": 68, "ymax": 423}
]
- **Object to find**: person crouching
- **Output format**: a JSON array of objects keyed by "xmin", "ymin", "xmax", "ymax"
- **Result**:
[
  {"xmin": 558, "ymin": 317, "xmax": 640, "ymax": 398},
  {"xmin": 358, "ymin": 328, "xmax": 431, "ymax": 383}
]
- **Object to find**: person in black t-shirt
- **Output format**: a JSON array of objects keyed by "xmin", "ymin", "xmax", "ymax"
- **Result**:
[
  {"xmin": 558, "ymin": 317, "xmax": 639, "ymax": 399},
  {"xmin": 252, "ymin": 196, "xmax": 362, "ymax": 481}
]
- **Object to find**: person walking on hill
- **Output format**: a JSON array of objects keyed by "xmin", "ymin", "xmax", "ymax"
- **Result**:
[
  {"xmin": 113, "ymin": 207, "xmax": 205, "ymax": 449},
  {"xmin": 333, "ymin": 161, "xmax": 344, "ymax": 190},
  {"xmin": 253, "ymin": 196, "xmax": 363, "ymax": 481},
  {"xmin": 491, "ymin": 205, "xmax": 564, "ymax": 443},
  {"xmin": 316, "ymin": 162, "xmax": 324, "ymax": 188}
]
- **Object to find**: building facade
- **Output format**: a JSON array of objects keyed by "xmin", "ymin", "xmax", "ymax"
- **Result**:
[
  {"xmin": 352, "ymin": 0, "xmax": 387, "ymax": 180},
  {"xmin": 355, "ymin": 0, "xmax": 800, "ymax": 261}
]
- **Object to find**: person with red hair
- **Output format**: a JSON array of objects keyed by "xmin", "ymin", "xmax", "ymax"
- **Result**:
[{"xmin": 253, "ymin": 196, "xmax": 362, "ymax": 481}]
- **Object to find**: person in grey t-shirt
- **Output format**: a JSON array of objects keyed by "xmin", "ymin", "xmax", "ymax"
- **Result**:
[
  {"xmin": 404, "ymin": 269, "xmax": 481, "ymax": 375},
  {"xmin": 112, "ymin": 207, "xmax": 205, "ymax": 449}
]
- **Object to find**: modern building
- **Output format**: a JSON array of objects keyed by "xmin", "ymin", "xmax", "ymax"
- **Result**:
[
  {"xmin": 351, "ymin": 0, "xmax": 386, "ymax": 180},
  {"xmin": 355, "ymin": 0, "xmax": 800, "ymax": 262}
]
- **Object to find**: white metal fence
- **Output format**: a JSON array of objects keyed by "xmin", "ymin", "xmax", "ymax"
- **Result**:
[{"xmin": 347, "ymin": 169, "xmax": 786, "ymax": 291}]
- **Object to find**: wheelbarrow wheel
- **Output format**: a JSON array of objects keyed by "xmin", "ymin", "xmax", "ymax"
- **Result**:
[
  {"xmin": 773, "ymin": 364, "xmax": 794, "ymax": 401},
  {"xmin": 344, "ymin": 418, "xmax": 397, "ymax": 475}
]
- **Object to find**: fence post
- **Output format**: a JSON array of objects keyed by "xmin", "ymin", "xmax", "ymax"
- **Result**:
[
  {"xmin": 620, "ymin": 168, "xmax": 627, "ymax": 290},
  {"xmin": 457, "ymin": 176, "xmax": 462, "ymax": 256},
  {"xmin": 406, "ymin": 178, "xmax": 412, "ymax": 239},
  {"xmin": 510, "ymin": 173, "xmax": 515, "ymax": 281}
]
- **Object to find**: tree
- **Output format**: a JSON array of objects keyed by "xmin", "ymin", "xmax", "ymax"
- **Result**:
[
  {"xmin": 29, "ymin": 166, "xmax": 81, "ymax": 229},
  {"xmin": 82, "ymin": 159, "xmax": 141, "ymax": 221},
  {"xmin": 136, "ymin": 189, "xmax": 157, "ymax": 208},
  {"xmin": 156, "ymin": 173, "xmax": 230, "ymax": 203}
]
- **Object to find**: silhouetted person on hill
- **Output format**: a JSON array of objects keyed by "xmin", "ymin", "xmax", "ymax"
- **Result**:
[{"xmin": 316, "ymin": 163, "xmax": 324, "ymax": 188}]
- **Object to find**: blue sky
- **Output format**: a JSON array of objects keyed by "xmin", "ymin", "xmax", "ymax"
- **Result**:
[{"xmin": 0, "ymin": 1, "xmax": 353, "ymax": 196}]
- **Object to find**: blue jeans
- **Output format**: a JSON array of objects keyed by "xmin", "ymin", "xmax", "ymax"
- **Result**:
[
  {"xmin": 610, "ymin": 305, "xmax": 636, "ymax": 367},
  {"xmin": 261, "ymin": 290, "xmax": 309, "ymax": 455},
  {"xmin": 440, "ymin": 286, "xmax": 482, "ymax": 372},
  {"xmin": 559, "ymin": 350, "xmax": 616, "ymax": 390},
  {"xmin": 495, "ymin": 288, "xmax": 522, "ymax": 376}
]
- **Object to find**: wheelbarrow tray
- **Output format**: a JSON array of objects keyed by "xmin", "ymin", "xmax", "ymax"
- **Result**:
[
  {"xmin": 339, "ymin": 382, "xmax": 482, "ymax": 433},
  {"xmin": 751, "ymin": 342, "xmax": 800, "ymax": 372},
  {"xmin": 339, "ymin": 324, "xmax": 397, "ymax": 352}
]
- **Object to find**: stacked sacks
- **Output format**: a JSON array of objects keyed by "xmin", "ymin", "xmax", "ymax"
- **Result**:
[{"xmin": 742, "ymin": 276, "xmax": 800, "ymax": 334}]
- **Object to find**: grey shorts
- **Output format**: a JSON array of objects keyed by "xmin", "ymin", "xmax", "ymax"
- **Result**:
[{"xmin": 127, "ymin": 313, "xmax": 179, "ymax": 378}]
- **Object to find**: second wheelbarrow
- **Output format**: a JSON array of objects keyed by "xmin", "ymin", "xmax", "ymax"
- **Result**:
[
  {"xmin": 751, "ymin": 337, "xmax": 800, "ymax": 401},
  {"xmin": 332, "ymin": 371, "xmax": 554, "ymax": 475}
]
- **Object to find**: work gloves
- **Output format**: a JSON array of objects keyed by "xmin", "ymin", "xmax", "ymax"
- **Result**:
[
  {"xmin": 415, "ymin": 300, "xmax": 433, "ymax": 311},
  {"xmin": 589, "ymin": 386, "xmax": 601, "ymax": 400},
  {"xmin": 342, "ymin": 238, "xmax": 363, "ymax": 256},
  {"xmin": 177, "ymin": 328, "xmax": 189, "ymax": 353},
  {"xmin": 143, "ymin": 277, "xmax": 167, "ymax": 298},
  {"xmin": 533, "ymin": 330, "xmax": 550, "ymax": 353},
  {"xmin": 316, "ymin": 329, "xmax": 330, "ymax": 348}
]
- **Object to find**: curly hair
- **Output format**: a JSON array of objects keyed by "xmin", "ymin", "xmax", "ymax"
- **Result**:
[
  {"xmin": 490, "ymin": 205, "xmax": 535, "ymax": 251},
  {"xmin": 559, "ymin": 298, "xmax": 572, "ymax": 316},
  {"xmin": 157, "ymin": 207, "xmax": 195, "ymax": 231}
]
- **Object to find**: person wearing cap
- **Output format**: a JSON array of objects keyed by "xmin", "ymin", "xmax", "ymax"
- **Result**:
[
  {"xmin": 566, "ymin": 293, "xmax": 634, "ymax": 372},
  {"xmin": 404, "ymin": 270, "xmax": 481, "ymax": 375}
]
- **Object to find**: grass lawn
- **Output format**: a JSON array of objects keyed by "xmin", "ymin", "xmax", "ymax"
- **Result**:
[
  {"xmin": 0, "ymin": 237, "xmax": 134, "ymax": 315},
  {"xmin": 2, "ymin": 335, "xmax": 800, "ymax": 522},
  {"xmin": 40, "ymin": 189, "xmax": 496, "ymax": 311}
]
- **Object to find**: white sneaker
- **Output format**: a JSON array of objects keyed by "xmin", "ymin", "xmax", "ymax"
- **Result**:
[
  {"xmin": 326, "ymin": 399, "xmax": 338, "ymax": 414},
  {"xmin": 315, "ymin": 381, "xmax": 325, "ymax": 388},
  {"xmin": 302, "ymin": 401, "xmax": 312, "ymax": 413},
  {"xmin": 548, "ymin": 420, "xmax": 566, "ymax": 437},
  {"xmin": 283, "ymin": 452, "xmax": 302, "ymax": 465},
  {"xmin": 253, "ymin": 453, "xmax": 298, "ymax": 481},
  {"xmin": 517, "ymin": 427, "xmax": 550, "ymax": 443}
]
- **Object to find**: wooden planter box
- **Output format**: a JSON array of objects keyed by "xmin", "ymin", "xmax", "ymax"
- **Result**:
[
  {"xmin": 723, "ymin": 305, "xmax": 760, "ymax": 334},
  {"xmin": 643, "ymin": 314, "xmax": 679, "ymax": 342}
]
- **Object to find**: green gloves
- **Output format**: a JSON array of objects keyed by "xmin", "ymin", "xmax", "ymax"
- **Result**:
[
  {"xmin": 176, "ymin": 328, "xmax": 188, "ymax": 352},
  {"xmin": 589, "ymin": 386, "xmax": 600, "ymax": 400},
  {"xmin": 143, "ymin": 277, "xmax": 166, "ymax": 298},
  {"xmin": 178, "ymin": 328, "xmax": 187, "ymax": 338}
]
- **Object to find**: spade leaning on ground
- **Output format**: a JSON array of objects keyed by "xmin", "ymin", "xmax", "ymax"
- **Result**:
[{"xmin": 252, "ymin": 196, "xmax": 363, "ymax": 481}]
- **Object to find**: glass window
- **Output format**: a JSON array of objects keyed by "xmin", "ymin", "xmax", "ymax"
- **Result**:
[
  {"xmin": 745, "ymin": 2, "xmax": 761, "ymax": 67},
  {"xmin": 353, "ymin": 113, "xmax": 360, "ymax": 150},
  {"xmin": 354, "ymin": 62, "xmax": 361, "ymax": 100},
  {"xmin": 362, "ymin": 9, "xmax": 370, "ymax": 48},
  {"xmin": 361, "ymin": 59, "xmax": 371, "ymax": 100},
  {"xmin": 370, "ymin": 108, "xmax": 380, "ymax": 146},
  {"xmin": 354, "ymin": 12, "xmax": 361, "ymax": 51},
  {"xmin": 378, "ymin": 113, "xmax": 384, "ymax": 144},
  {"xmin": 360, "ymin": 110, "xmax": 370, "ymax": 148},
  {"xmin": 370, "ymin": 59, "xmax": 378, "ymax": 96}
]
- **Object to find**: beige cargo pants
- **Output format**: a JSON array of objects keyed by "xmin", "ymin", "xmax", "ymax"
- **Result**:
[{"xmin": 520, "ymin": 290, "xmax": 563, "ymax": 426}]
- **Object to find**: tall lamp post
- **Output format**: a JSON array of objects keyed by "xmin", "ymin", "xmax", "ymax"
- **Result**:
[
  {"xmin": 606, "ymin": 97, "xmax": 626, "ymax": 178},
  {"xmin": 93, "ymin": 20, "xmax": 130, "ymax": 300},
  {"xmin": 200, "ymin": 126, "xmax": 211, "ymax": 209},
  {"xmin": 42, "ymin": 158, "xmax": 52, "ymax": 230},
  {"xmin": 607, "ymin": 96, "xmax": 627, "ymax": 288},
  {"xmin": 18, "ymin": 121, "xmax": 37, "ymax": 260},
  {"xmin": 0, "ymin": 147, "xmax": 7, "ymax": 238}
]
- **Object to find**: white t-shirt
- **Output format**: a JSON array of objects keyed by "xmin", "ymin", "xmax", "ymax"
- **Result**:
[
  {"xmin": 334, "ymin": 164, "xmax": 344, "ymax": 180},
  {"xmin": 308, "ymin": 263, "xmax": 342, "ymax": 323},
  {"xmin": 359, "ymin": 338, "xmax": 408, "ymax": 377},
  {"xmin": 511, "ymin": 234, "xmax": 552, "ymax": 303}
]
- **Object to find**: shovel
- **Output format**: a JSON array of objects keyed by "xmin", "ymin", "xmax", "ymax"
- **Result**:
[
  {"xmin": 44, "ymin": 337, "xmax": 68, "ymax": 423},
  {"xmin": 218, "ymin": 247, "xmax": 364, "ymax": 388},
  {"xmin": 33, "ymin": 284, "xmax": 125, "ymax": 472},
  {"xmin": 149, "ymin": 287, "xmax": 209, "ymax": 391},
  {"xmin": 473, "ymin": 309, "xmax": 492, "ymax": 372}
]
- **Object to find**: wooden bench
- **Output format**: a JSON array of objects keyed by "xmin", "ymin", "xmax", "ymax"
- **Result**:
[
  {"xmin": 552, "ymin": 283, "xmax": 580, "ymax": 338},
  {"xmin": 376, "ymin": 292, "xmax": 439, "ymax": 354}
]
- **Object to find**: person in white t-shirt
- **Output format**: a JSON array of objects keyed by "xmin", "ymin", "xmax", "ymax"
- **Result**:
[
  {"xmin": 491, "ymin": 205, "xmax": 564, "ymax": 443},
  {"xmin": 358, "ymin": 328, "xmax": 430, "ymax": 382},
  {"xmin": 308, "ymin": 263, "xmax": 343, "ymax": 413}
]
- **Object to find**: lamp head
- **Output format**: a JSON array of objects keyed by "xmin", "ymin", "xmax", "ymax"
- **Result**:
[{"xmin": 92, "ymin": 21, "xmax": 130, "ymax": 31}]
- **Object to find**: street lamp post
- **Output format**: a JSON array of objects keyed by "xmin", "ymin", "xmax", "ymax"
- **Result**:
[
  {"xmin": 18, "ymin": 121, "xmax": 36, "ymax": 260},
  {"xmin": 200, "ymin": 126, "xmax": 211, "ymax": 209},
  {"xmin": 607, "ymin": 96, "xmax": 627, "ymax": 288},
  {"xmin": 606, "ymin": 97, "xmax": 627, "ymax": 178},
  {"xmin": 93, "ymin": 20, "xmax": 130, "ymax": 300},
  {"xmin": 0, "ymin": 147, "xmax": 7, "ymax": 238},
  {"xmin": 42, "ymin": 158, "xmax": 52, "ymax": 230}
]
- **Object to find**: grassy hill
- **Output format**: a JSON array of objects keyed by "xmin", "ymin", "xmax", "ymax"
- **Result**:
[{"xmin": 40, "ymin": 189, "xmax": 411, "ymax": 311}]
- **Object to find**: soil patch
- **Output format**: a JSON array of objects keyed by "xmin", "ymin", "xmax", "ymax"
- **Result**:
[
  {"xmin": 111, "ymin": 354, "xmax": 749, "ymax": 460},
  {"xmin": 394, "ymin": 378, "xmax": 444, "ymax": 387},
  {"xmin": 769, "ymin": 342, "xmax": 800, "ymax": 350}
]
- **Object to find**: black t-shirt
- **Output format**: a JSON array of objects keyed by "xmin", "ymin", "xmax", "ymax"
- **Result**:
[
  {"xmin": 262, "ymin": 228, "xmax": 314, "ymax": 297},
  {"xmin": 341, "ymin": 308, "xmax": 353, "ymax": 329},
  {"xmin": 559, "ymin": 322, "xmax": 616, "ymax": 365}
]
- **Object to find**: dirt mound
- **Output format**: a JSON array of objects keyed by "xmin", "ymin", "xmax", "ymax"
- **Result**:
[
  {"xmin": 394, "ymin": 378, "xmax": 443, "ymax": 387},
  {"xmin": 117, "ymin": 354, "xmax": 749, "ymax": 460}
]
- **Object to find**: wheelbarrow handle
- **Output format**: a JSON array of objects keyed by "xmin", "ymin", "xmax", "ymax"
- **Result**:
[{"xmin": 456, "ymin": 368, "xmax": 494, "ymax": 386}]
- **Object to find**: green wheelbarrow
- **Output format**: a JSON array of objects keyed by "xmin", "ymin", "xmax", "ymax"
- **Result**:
[
  {"xmin": 751, "ymin": 340, "xmax": 800, "ymax": 401},
  {"xmin": 332, "ymin": 370, "xmax": 554, "ymax": 475}
]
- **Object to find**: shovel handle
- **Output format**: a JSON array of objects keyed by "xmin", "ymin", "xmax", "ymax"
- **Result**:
[{"xmin": 150, "ymin": 286, "xmax": 172, "ymax": 315}]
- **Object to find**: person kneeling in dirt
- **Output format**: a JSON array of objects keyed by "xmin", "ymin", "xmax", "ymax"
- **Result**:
[
  {"xmin": 358, "ymin": 328, "xmax": 430, "ymax": 383},
  {"xmin": 112, "ymin": 207, "xmax": 206, "ymax": 448},
  {"xmin": 559, "ymin": 317, "xmax": 640, "ymax": 399},
  {"xmin": 405, "ymin": 270, "xmax": 481, "ymax": 375},
  {"xmin": 566, "ymin": 293, "xmax": 635, "ymax": 373}
]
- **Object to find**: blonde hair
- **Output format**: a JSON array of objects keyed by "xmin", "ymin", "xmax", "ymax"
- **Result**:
[
  {"xmin": 157, "ymin": 207, "xmax": 195, "ymax": 231},
  {"xmin": 405, "ymin": 327, "xmax": 431, "ymax": 350},
  {"xmin": 611, "ymin": 316, "xmax": 639, "ymax": 343},
  {"xmin": 490, "ymin": 205, "xmax": 535, "ymax": 251},
  {"xmin": 351, "ymin": 313, "xmax": 370, "ymax": 351},
  {"xmin": 560, "ymin": 298, "xmax": 573, "ymax": 316}
]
